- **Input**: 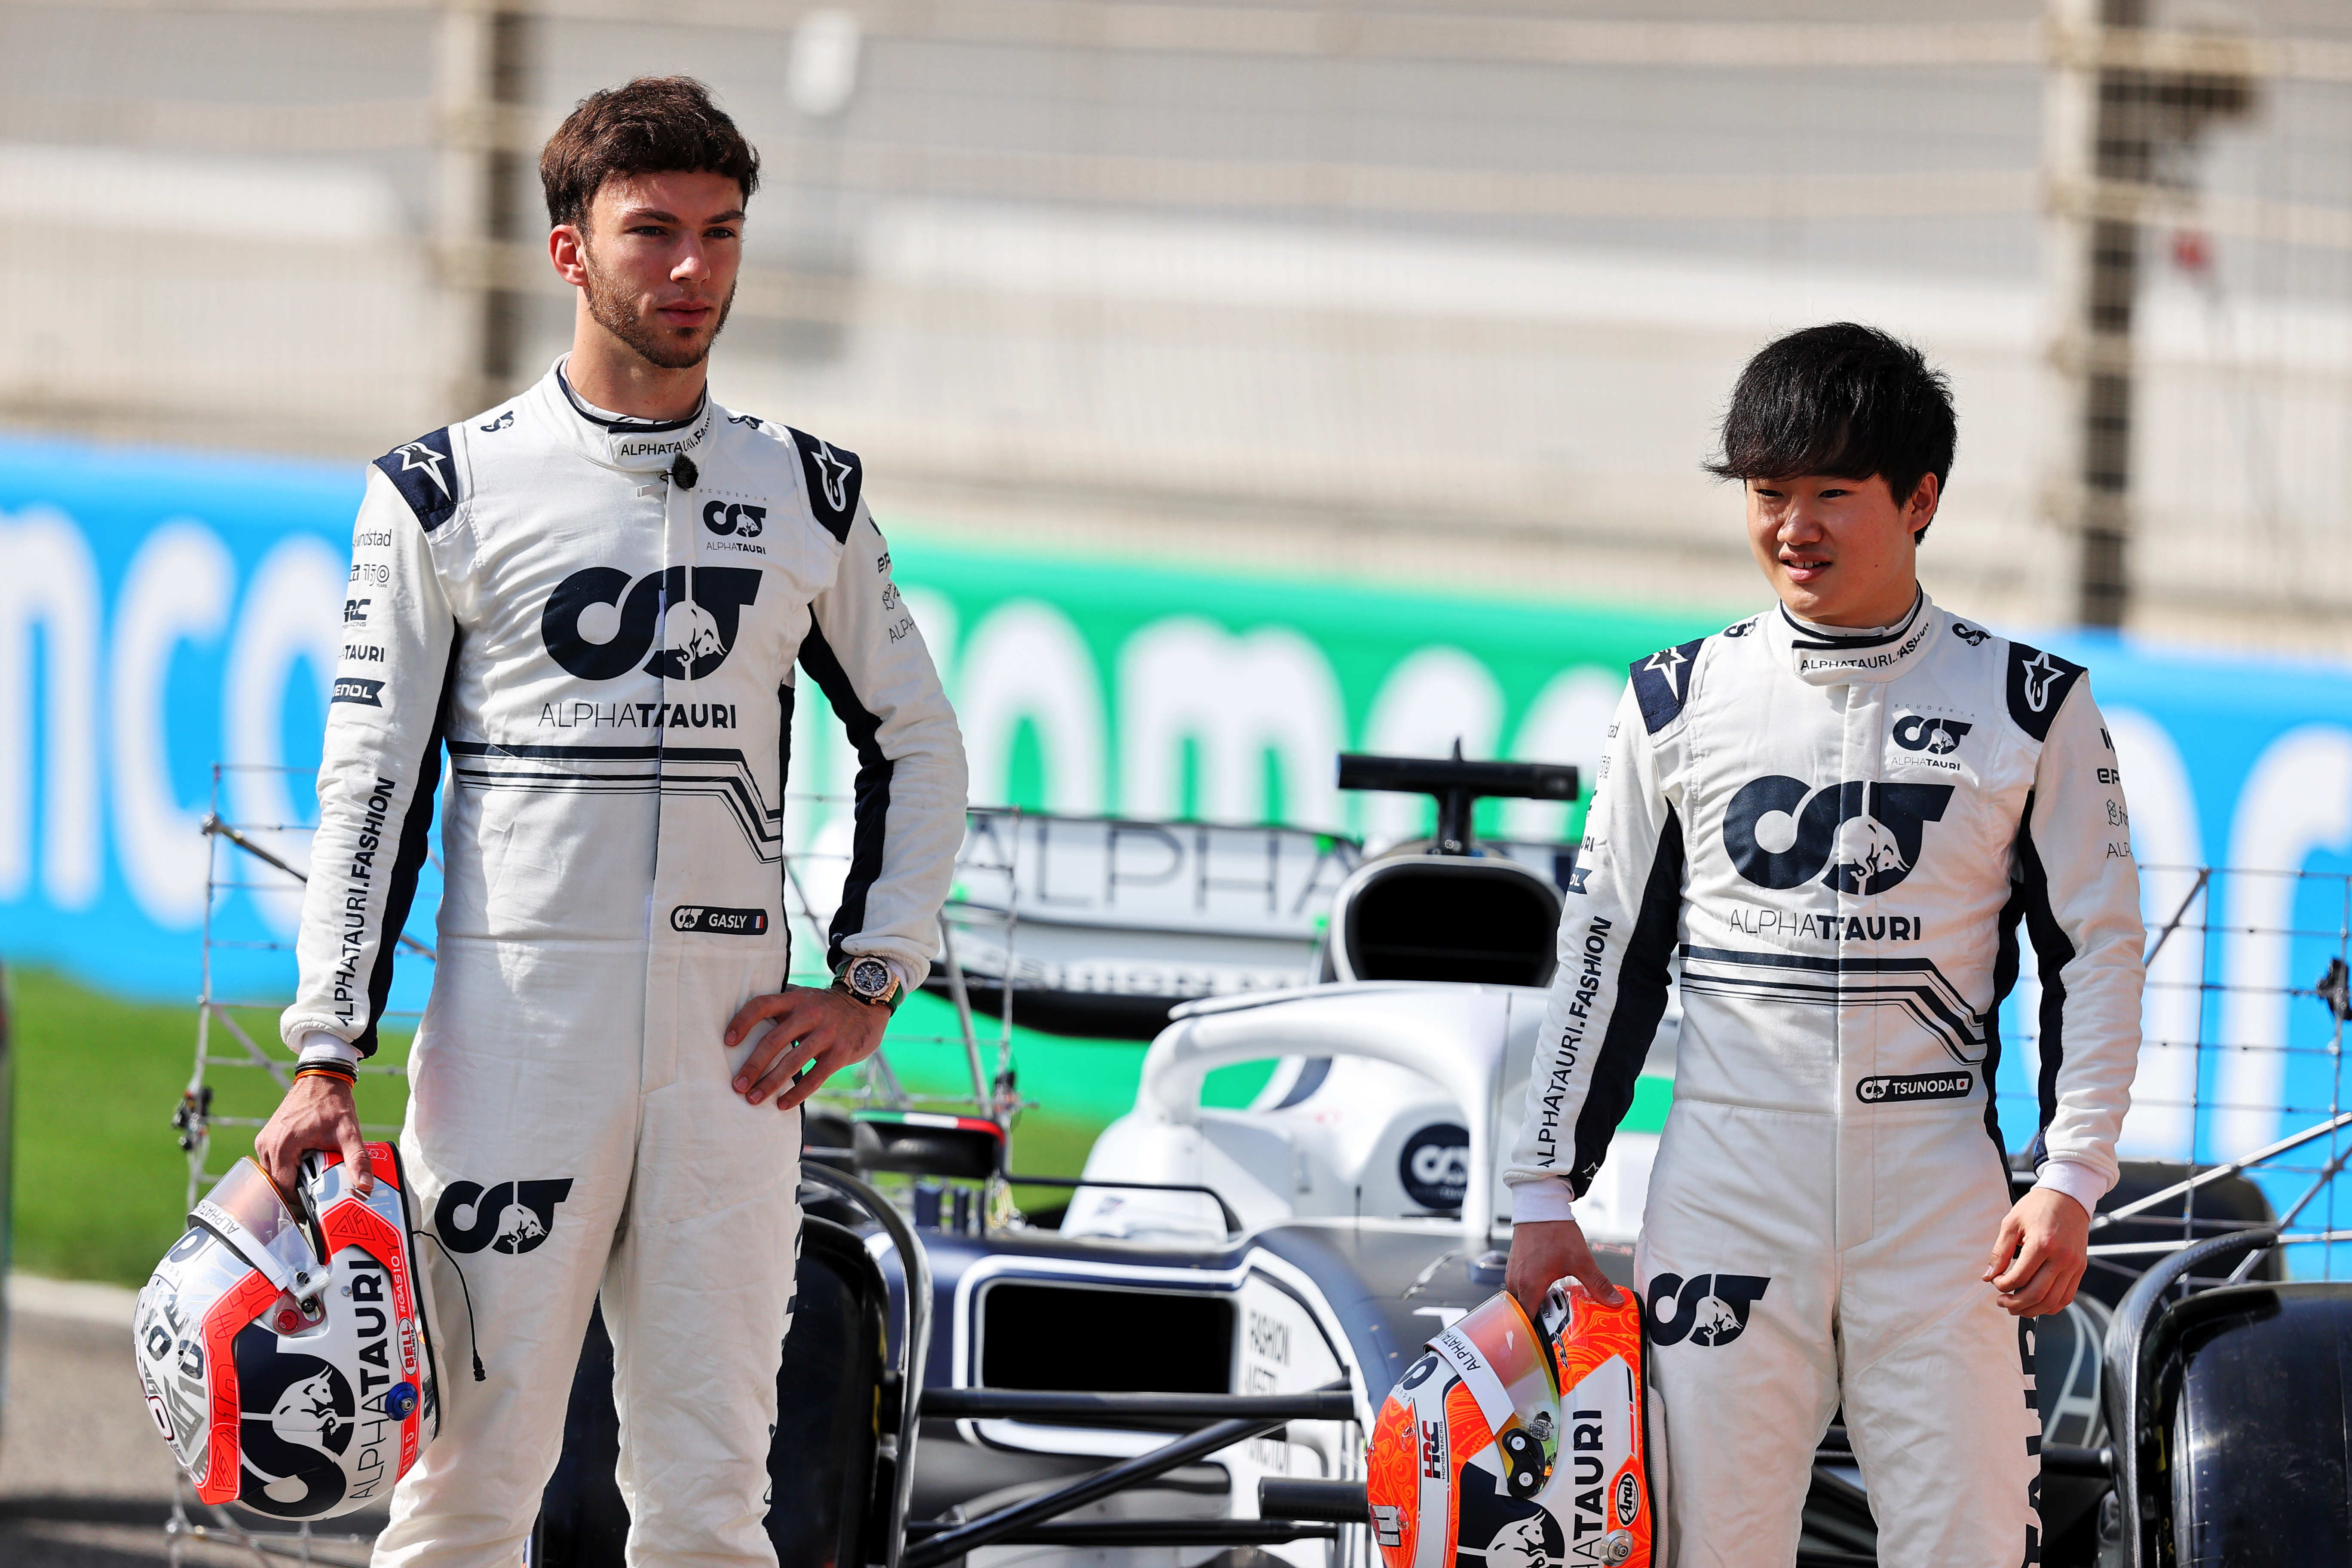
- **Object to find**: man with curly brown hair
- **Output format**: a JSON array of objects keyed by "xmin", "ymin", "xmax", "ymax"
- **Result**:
[{"xmin": 257, "ymin": 77, "xmax": 967, "ymax": 1567}]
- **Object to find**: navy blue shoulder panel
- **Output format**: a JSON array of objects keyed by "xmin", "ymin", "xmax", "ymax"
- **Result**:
[
  {"xmin": 788, "ymin": 428, "xmax": 863, "ymax": 543},
  {"xmin": 371, "ymin": 429, "xmax": 462, "ymax": 533},
  {"xmin": 2005, "ymin": 640, "xmax": 2086, "ymax": 742},
  {"xmin": 1628, "ymin": 638, "xmax": 1706, "ymax": 735}
]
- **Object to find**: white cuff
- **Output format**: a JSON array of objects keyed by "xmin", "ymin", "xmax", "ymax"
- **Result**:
[
  {"xmin": 1507, "ymin": 1178, "xmax": 1578, "ymax": 1225},
  {"xmin": 2033, "ymin": 1158, "xmax": 2109, "ymax": 1220},
  {"xmin": 297, "ymin": 1030, "xmax": 363, "ymax": 1070}
]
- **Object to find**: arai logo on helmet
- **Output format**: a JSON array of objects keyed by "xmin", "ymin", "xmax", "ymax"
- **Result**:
[{"xmin": 1722, "ymin": 778, "xmax": 1954, "ymax": 896}]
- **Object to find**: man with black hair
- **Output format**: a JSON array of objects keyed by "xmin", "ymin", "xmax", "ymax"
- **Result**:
[
  {"xmin": 1503, "ymin": 323, "xmax": 2141, "ymax": 1566},
  {"xmin": 254, "ymin": 77, "xmax": 967, "ymax": 1568}
]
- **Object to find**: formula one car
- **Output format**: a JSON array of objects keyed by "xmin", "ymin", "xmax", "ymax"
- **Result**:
[{"xmin": 534, "ymin": 756, "xmax": 2336, "ymax": 1568}]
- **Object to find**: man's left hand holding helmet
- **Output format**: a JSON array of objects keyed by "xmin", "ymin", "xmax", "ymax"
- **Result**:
[{"xmin": 258, "ymin": 1069, "xmax": 376, "ymax": 1197}]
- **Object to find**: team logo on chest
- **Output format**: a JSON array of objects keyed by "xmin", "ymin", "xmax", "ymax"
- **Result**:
[
  {"xmin": 1891, "ymin": 714, "xmax": 1971, "ymax": 755},
  {"xmin": 1722, "ymin": 777, "xmax": 1955, "ymax": 895},
  {"xmin": 540, "ymin": 566, "xmax": 762, "ymax": 681},
  {"xmin": 701, "ymin": 500, "xmax": 766, "ymax": 537}
]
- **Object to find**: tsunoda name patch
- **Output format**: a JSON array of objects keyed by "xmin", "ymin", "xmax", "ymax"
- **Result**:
[{"xmin": 1855, "ymin": 1070, "xmax": 1974, "ymax": 1104}]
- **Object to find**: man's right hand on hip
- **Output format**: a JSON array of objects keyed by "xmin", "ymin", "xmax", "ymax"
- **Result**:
[
  {"xmin": 724, "ymin": 985, "xmax": 891, "ymax": 1111},
  {"xmin": 256, "ymin": 1075, "xmax": 374, "ymax": 1196},
  {"xmin": 1505, "ymin": 1217, "xmax": 1624, "ymax": 1317}
]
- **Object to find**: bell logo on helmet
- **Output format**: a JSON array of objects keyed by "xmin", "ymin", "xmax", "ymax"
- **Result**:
[
  {"xmin": 1722, "ymin": 777, "xmax": 1954, "ymax": 896},
  {"xmin": 1644, "ymin": 1272, "xmax": 1771, "ymax": 1349},
  {"xmin": 435, "ymin": 1178, "xmax": 575, "ymax": 1256}
]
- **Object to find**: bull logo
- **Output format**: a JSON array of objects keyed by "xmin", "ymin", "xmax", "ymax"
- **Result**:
[
  {"xmin": 700, "ymin": 499, "xmax": 767, "ymax": 538},
  {"xmin": 435, "ymin": 1178, "xmax": 576, "ymax": 1257},
  {"xmin": 1688, "ymin": 1295, "xmax": 1744, "ymax": 1346},
  {"xmin": 1457, "ymin": 1482, "xmax": 1566, "ymax": 1568},
  {"xmin": 1829, "ymin": 815, "xmax": 1909, "ymax": 888},
  {"xmin": 541, "ymin": 566, "xmax": 761, "ymax": 682},
  {"xmin": 273, "ymin": 1371, "xmax": 352, "ymax": 1451},
  {"xmin": 1722, "ymin": 777, "xmax": 1953, "ymax": 896},
  {"xmin": 655, "ymin": 601, "xmax": 728, "ymax": 679},
  {"xmin": 1892, "ymin": 714, "xmax": 1973, "ymax": 755},
  {"xmin": 231, "ymin": 1331, "xmax": 356, "ymax": 1516},
  {"xmin": 492, "ymin": 1204, "xmax": 548, "ymax": 1254},
  {"xmin": 1645, "ymin": 1271, "xmax": 1771, "ymax": 1349},
  {"xmin": 1483, "ymin": 1513, "xmax": 1563, "ymax": 1568}
]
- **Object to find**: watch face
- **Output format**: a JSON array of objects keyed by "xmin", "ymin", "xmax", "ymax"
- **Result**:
[{"xmin": 849, "ymin": 956, "xmax": 892, "ymax": 998}]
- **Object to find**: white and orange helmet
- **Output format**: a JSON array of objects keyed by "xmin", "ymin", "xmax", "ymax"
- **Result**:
[
  {"xmin": 134, "ymin": 1145, "xmax": 441, "ymax": 1518},
  {"xmin": 1367, "ymin": 1281, "xmax": 1653, "ymax": 1568}
]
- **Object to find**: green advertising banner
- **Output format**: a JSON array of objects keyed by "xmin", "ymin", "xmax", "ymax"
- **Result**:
[
  {"xmin": 796, "ymin": 525, "xmax": 1733, "ymax": 854},
  {"xmin": 790, "ymin": 526, "xmax": 1729, "ymax": 1166}
]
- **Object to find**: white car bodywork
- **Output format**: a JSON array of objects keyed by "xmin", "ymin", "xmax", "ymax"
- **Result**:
[{"xmin": 1060, "ymin": 981, "xmax": 1672, "ymax": 1250}]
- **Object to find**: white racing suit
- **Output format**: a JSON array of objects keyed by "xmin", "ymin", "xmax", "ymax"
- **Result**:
[
  {"xmin": 1504, "ymin": 593, "xmax": 2141, "ymax": 1568},
  {"xmin": 281, "ymin": 361, "xmax": 967, "ymax": 1568}
]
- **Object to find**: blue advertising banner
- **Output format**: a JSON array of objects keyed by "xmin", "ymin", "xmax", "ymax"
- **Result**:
[{"xmin": 4, "ymin": 433, "xmax": 2351, "ymax": 1222}]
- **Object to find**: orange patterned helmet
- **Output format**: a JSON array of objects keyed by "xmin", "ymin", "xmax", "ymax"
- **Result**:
[{"xmin": 1367, "ymin": 1281, "xmax": 1652, "ymax": 1568}]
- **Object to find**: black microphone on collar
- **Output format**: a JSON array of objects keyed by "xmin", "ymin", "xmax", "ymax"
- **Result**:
[{"xmin": 671, "ymin": 455, "xmax": 698, "ymax": 489}]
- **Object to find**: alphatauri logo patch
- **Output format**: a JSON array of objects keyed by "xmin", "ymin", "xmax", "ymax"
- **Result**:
[
  {"xmin": 435, "ymin": 1178, "xmax": 575, "ymax": 1256},
  {"xmin": 1722, "ymin": 778, "xmax": 1954, "ymax": 896},
  {"xmin": 701, "ymin": 500, "xmax": 766, "ymax": 538},
  {"xmin": 541, "ymin": 566, "xmax": 761, "ymax": 681},
  {"xmin": 1645, "ymin": 1272, "xmax": 1770, "ymax": 1348},
  {"xmin": 1891, "ymin": 715, "xmax": 1972, "ymax": 755}
]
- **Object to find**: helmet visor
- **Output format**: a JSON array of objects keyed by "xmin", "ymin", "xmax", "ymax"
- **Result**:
[
  {"xmin": 193, "ymin": 1158, "xmax": 325, "ymax": 1296},
  {"xmin": 1427, "ymin": 1290, "xmax": 1559, "ymax": 1456}
]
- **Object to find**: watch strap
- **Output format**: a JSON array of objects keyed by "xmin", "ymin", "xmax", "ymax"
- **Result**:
[{"xmin": 832, "ymin": 961, "xmax": 905, "ymax": 1014}]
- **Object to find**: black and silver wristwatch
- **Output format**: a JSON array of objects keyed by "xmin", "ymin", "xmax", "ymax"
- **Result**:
[{"xmin": 832, "ymin": 955, "xmax": 904, "ymax": 1014}]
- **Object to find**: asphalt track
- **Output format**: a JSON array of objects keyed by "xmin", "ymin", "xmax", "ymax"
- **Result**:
[{"xmin": 0, "ymin": 1276, "xmax": 386, "ymax": 1568}]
